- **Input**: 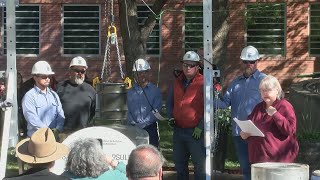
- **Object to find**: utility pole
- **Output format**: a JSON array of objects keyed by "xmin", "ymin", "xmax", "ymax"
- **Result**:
[
  {"xmin": 203, "ymin": 0, "xmax": 214, "ymax": 180},
  {"xmin": 0, "ymin": 0, "xmax": 18, "ymax": 179}
]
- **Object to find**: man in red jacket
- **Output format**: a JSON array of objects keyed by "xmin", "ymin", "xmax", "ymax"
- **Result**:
[{"xmin": 166, "ymin": 51, "xmax": 205, "ymax": 180}]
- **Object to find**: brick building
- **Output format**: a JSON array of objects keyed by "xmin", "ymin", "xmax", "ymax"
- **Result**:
[{"xmin": 0, "ymin": 0, "xmax": 319, "ymax": 95}]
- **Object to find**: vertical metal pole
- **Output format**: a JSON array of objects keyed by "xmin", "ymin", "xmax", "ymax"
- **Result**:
[
  {"xmin": 0, "ymin": 1, "xmax": 18, "ymax": 178},
  {"xmin": 203, "ymin": 0, "xmax": 213, "ymax": 179},
  {"xmin": 6, "ymin": 0, "xmax": 18, "ymax": 148}
]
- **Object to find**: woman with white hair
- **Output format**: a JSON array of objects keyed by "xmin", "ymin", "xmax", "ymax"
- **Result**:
[
  {"xmin": 240, "ymin": 75, "xmax": 299, "ymax": 164},
  {"xmin": 62, "ymin": 138, "xmax": 127, "ymax": 180}
]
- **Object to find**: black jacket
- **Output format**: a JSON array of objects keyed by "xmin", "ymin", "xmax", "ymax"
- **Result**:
[{"xmin": 4, "ymin": 168, "xmax": 70, "ymax": 180}]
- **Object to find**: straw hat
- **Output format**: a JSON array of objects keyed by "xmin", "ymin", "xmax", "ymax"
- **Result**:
[{"xmin": 16, "ymin": 128, "xmax": 69, "ymax": 164}]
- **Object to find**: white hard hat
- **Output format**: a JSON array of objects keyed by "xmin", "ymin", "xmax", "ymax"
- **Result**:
[
  {"xmin": 183, "ymin": 51, "xmax": 200, "ymax": 62},
  {"xmin": 132, "ymin": 59, "xmax": 151, "ymax": 72},
  {"xmin": 69, "ymin": 56, "xmax": 88, "ymax": 68},
  {"xmin": 240, "ymin": 46, "xmax": 260, "ymax": 61},
  {"xmin": 31, "ymin": 61, "xmax": 55, "ymax": 75}
]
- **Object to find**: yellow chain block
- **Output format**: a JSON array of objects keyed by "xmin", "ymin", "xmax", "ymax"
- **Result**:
[
  {"xmin": 107, "ymin": 25, "xmax": 117, "ymax": 37},
  {"xmin": 124, "ymin": 77, "xmax": 132, "ymax": 89},
  {"xmin": 92, "ymin": 76, "xmax": 100, "ymax": 89}
]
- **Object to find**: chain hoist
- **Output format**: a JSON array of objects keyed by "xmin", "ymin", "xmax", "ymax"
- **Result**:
[{"xmin": 101, "ymin": 0, "xmax": 126, "ymax": 85}]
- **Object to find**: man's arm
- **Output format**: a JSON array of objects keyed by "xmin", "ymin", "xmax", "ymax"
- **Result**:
[
  {"xmin": 89, "ymin": 89, "xmax": 96, "ymax": 122},
  {"xmin": 166, "ymin": 85, "xmax": 174, "ymax": 119},
  {"xmin": 22, "ymin": 93, "xmax": 47, "ymax": 128},
  {"xmin": 53, "ymin": 92, "xmax": 65, "ymax": 131}
]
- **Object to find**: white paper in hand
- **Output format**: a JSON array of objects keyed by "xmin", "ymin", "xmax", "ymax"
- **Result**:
[
  {"xmin": 233, "ymin": 118, "xmax": 265, "ymax": 137},
  {"xmin": 152, "ymin": 109, "xmax": 167, "ymax": 121}
]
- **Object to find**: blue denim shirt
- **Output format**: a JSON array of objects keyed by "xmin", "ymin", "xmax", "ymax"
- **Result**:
[
  {"xmin": 127, "ymin": 83, "xmax": 162, "ymax": 129},
  {"xmin": 214, "ymin": 70, "xmax": 266, "ymax": 136},
  {"xmin": 22, "ymin": 86, "xmax": 65, "ymax": 136}
]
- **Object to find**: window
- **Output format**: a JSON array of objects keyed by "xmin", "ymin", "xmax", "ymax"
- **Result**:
[
  {"xmin": 310, "ymin": 4, "xmax": 320, "ymax": 56},
  {"xmin": 246, "ymin": 4, "xmax": 286, "ymax": 56},
  {"xmin": 184, "ymin": 5, "xmax": 203, "ymax": 52},
  {"xmin": 63, "ymin": 5, "xmax": 100, "ymax": 55},
  {"xmin": 137, "ymin": 5, "xmax": 160, "ymax": 55},
  {"xmin": 3, "ymin": 5, "xmax": 39, "ymax": 54}
]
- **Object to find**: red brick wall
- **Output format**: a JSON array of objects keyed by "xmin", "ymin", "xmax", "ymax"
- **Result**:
[{"xmin": 0, "ymin": 0, "xmax": 318, "ymax": 95}]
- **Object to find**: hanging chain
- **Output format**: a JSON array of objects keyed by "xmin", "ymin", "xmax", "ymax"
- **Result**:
[
  {"xmin": 101, "ymin": 0, "xmax": 125, "ymax": 81},
  {"xmin": 115, "ymin": 39, "xmax": 125, "ymax": 79}
]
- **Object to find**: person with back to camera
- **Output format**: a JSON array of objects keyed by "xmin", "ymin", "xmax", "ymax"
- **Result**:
[
  {"xmin": 57, "ymin": 56, "xmax": 96, "ymax": 133},
  {"xmin": 22, "ymin": 61, "xmax": 64, "ymax": 140},
  {"xmin": 126, "ymin": 144, "xmax": 165, "ymax": 180},
  {"xmin": 213, "ymin": 46, "xmax": 266, "ymax": 180},
  {"xmin": 166, "ymin": 51, "xmax": 205, "ymax": 179},
  {"xmin": 3, "ymin": 128, "xmax": 70, "ymax": 180},
  {"xmin": 62, "ymin": 138, "xmax": 127, "ymax": 180},
  {"xmin": 127, "ymin": 58, "xmax": 162, "ymax": 148},
  {"xmin": 240, "ymin": 75, "xmax": 299, "ymax": 165}
]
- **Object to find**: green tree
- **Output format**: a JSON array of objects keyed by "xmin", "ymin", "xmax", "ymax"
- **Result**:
[{"xmin": 118, "ymin": 0, "xmax": 168, "ymax": 79}]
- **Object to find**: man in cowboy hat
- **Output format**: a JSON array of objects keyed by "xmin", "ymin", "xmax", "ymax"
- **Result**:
[{"xmin": 4, "ymin": 128, "xmax": 70, "ymax": 180}]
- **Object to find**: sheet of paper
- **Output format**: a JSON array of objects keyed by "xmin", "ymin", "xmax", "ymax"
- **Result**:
[{"xmin": 233, "ymin": 118, "xmax": 265, "ymax": 137}]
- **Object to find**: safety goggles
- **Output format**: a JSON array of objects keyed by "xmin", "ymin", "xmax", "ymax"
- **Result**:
[
  {"xmin": 182, "ymin": 63, "xmax": 197, "ymax": 68},
  {"xmin": 71, "ymin": 68, "xmax": 86, "ymax": 74},
  {"xmin": 242, "ymin": 61, "xmax": 256, "ymax": 65}
]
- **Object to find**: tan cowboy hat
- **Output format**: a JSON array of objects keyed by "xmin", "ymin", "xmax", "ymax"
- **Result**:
[{"xmin": 16, "ymin": 128, "xmax": 69, "ymax": 164}]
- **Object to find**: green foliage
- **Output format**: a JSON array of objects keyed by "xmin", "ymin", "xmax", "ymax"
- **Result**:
[
  {"xmin": 297, "ymin": 132, "xmax": 320, "ymax": 143},
  {"xmin": 216, "ymin": 107, "xmax": 232, "ymax": 133}
]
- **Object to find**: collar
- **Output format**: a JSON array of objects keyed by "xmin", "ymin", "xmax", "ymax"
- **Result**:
[
  {"xmin": 239, "ymin": 70, "xmax": 260, "ymax": 80},
  {"xmin": 33, "ymin": 85, "xmax": 51, "ymax": 94},
  {"xmin": 133, "ymin": 82, "xmax": 150, "ymax": 89}
]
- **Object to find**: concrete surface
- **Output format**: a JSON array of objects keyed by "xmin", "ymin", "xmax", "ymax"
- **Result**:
[{"xmin": 163, "ymin": 171, "xmax": 243, "ymax": 180}]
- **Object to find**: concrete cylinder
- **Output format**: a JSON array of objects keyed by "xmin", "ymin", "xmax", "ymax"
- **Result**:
[{"xmin": 251, "ymin": 162, "xmax": 309, "ymax": 180}]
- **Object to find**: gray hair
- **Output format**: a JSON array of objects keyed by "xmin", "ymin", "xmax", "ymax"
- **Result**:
[
  {"xmin": 127, "ymin": 144, "xmax": 165, "ymax": 179},
  {"xmin": 259, "ymin": 75, "xmax": 284, "ymax": 99},
  {"xmin": 65, "ymin": 138, "xmax": 109, "ymax": 178}
]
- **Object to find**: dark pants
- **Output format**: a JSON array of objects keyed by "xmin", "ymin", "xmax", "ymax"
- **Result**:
[{"xmin": 144, "ymin": 122, "xmax": 159, "ymax": 148}]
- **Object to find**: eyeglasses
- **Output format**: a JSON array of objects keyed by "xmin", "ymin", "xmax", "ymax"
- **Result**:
[
  {"xmin": 36, "ymin": 75, "xmax": 51, "ymax": 80},
  {"xmin": 242, "ymin": 61, "xmax": 256, "ymax": 65},
  {"xmin": 71, "ymin": 69, "xmax": 86, "ymax": 74},
  {"xmin": 182, "ymin": 63, "xmax": 197, "ymax": 68}
]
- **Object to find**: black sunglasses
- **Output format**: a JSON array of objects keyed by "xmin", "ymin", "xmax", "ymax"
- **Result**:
[
  {"xmin": 242, "ymin": 61, "xmax": 256, "ymax": 64},
  {"xmin": 71, "ymin": 69, "xmax": 86, "ymax": 74},
  {"xmin": 36, "ymin": 75, "xmax": 51, "ymax": 79},
  {"xmin": 182, "ymin": 63, "xmax": 197, "ymax": 68}
]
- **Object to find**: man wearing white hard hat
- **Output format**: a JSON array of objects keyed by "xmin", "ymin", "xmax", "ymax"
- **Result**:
[
  {"xmin": 22, "ymin": 61, "xmax": 65, "ymax": 139},
  {"xmin": 57, "ymin": 56, "xmax": 96, "ymax": 132},
  {"xmin": 127, "ymin": 59, "xmax": 162, "ymax": 148},
  {"xmin": 166, "ymin": 51, "xmax": 205, "ymax": 179},
  {"xmin": 213, "ymin": 45, "xmax": 266, "ymax": 180}
]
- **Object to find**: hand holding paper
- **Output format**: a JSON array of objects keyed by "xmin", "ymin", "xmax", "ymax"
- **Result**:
[{"xmin": 233, "ymin": 118, "xmax": 265, "ymax": 137}]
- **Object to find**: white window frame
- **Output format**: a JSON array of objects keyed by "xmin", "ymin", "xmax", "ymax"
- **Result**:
[
  {"xmin": 246, "ymin": 3, "xmax": 286, "ymax": 57},
  {"xmin": 184, "ymin": 5, "xmax": 203, "ymax": 52},
  {"xmin": 310, "ymin": 3, "xmax": 320, "ymax": 56},
  {"xmin": 62, "ymin": 5, "xmax": 100, "ymax": 55},
  {"xmin": 2, "ymin": 5, "xmax": 40, "ymax": 56}
]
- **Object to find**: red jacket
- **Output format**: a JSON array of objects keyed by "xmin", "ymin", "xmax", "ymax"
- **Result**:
[
  {"xmin": 247, "ymin": 99, "xmax": 299, "ymax": 163},
  {"xmin": 173, "ymin": 73, "xmax": 203, "ymax": 128}
]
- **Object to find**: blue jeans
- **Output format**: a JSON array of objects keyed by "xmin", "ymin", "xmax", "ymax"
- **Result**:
[
  {"xmin": 233, "ymin": 136, "xmax": 251, "ymax": 180},
  {"xmin": 173, "ymin": 127, "xmax": 205, "ymax": 180}
]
